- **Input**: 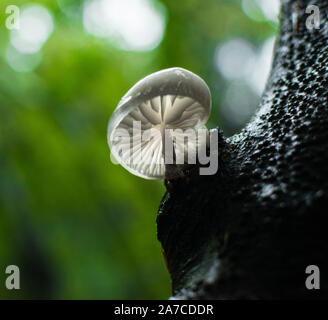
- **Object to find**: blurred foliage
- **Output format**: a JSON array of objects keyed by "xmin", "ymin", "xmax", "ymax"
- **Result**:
[{"xmin": 0, "ymin": 0, "xmax": 278, "ymax": 299}]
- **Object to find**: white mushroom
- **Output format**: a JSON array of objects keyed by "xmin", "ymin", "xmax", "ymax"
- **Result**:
[{"xmin": 107, "ymin": 67, "xmax": 211, "ymax": 180}]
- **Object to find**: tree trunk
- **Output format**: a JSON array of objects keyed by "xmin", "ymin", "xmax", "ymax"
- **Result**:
[{"xmin": 157, "ymin": 0, "xmax": 328, "ymax": 299}]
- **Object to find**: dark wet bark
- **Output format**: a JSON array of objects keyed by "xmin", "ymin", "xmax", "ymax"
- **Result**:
[{"xmin": 157, "ymin": 0, "xmax": 328, "ymax": 299}]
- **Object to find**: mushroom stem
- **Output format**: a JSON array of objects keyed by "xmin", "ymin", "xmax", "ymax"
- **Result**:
[
  {"xmin": 160, "ymin": 124, "xmax": 177, "ymax": 163},
  {"xmin": 160, "ymin": 123, "xmax": 166, "ymax": 159}
]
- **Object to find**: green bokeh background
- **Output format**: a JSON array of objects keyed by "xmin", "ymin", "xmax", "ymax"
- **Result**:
[{"xmin": 0, "ymin": 0, "xmax": 278, "ymax": 299}]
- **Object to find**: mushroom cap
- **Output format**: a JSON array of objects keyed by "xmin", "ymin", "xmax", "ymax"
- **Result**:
[{"xmin": 107, "ymin": 67, "xmax": 211, "ymax": 180}]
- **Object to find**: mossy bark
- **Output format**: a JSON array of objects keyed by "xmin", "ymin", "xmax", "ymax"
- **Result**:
[{"xmin": 157, "ymin": 0, "xmax": 328, "ymax": 299}]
